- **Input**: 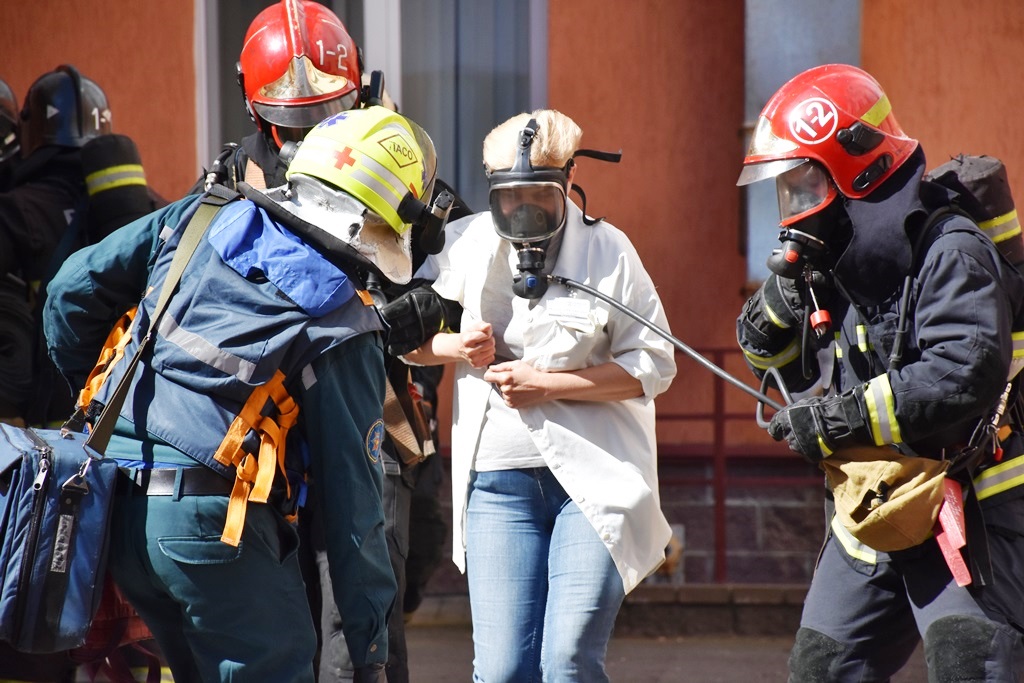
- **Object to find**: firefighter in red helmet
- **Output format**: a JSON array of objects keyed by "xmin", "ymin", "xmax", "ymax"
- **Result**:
[
  {"xmin": 193, "ymin": 4, "xmax": 464, "ymax": 683},
  {"xmin": 238, "ymin": 0, "xmax": 361, "ymax": 149},
  {"xmin": 737, "ymin": 64, "xmax": 1024, "ymax": 681},
  {"xmin": 218, "ymin": 0, "xmax": 363, "ymax": 193}
]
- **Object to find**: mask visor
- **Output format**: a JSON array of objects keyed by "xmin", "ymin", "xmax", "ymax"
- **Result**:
[
  {"xmin": 489, "ymin": 182, "xmax": 567, "ymax": 243},
  {"xmin": 776, "ymin": 161, "xmax": 837, "ymax": 226},
  {"xmin": 253, "ymin": 56, "xmax": 359, "ymax": 130}
]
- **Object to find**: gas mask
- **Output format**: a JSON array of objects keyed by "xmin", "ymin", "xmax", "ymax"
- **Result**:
[
  {"xmin": 766, "ymin": 161, "xmax": 850, "ymax": 280},
  {"xmin": 487, "ymin": 119, "xmax": 621, "ymax": 299},
  {"xmin": 486, "ymin": 119, "xmax": 568, "ymax": 299}
]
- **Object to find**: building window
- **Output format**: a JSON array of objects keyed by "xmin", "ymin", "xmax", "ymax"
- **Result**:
[
  {"xmin": 201, "ymin": 0, "xmax": 546, "ymax": 212},
  {"xmin": 742, "ymin": 0, "xmax": 861, "ymax": 284}
]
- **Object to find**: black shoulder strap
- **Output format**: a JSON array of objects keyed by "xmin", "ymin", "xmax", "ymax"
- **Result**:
[
  {"xmin": 889, "ymin": 206, "xmax": 972, "ymax": 369},
  {"xmin": 82, "ymin": 191, "xmax": 233, "ymax": 453}
]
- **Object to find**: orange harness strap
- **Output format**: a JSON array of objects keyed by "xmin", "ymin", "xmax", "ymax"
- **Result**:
[
  {"xmin": 77, "ymin": 306, "xmax": 139, "ymax": 410},
  {"xmin": 213, "ymin": 370, "xmax": 300, "ymax": 546}
]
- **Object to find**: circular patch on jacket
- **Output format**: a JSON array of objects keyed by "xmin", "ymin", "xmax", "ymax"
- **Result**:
[{"xmin": 366, "ymin": 419, "xmax": 385, "ymax": 463}]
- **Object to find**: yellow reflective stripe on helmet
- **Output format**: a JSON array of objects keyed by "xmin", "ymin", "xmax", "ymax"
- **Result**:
[
  {"xmin": 85, "ymin": 163, "xmax": 147, "ymax": 196},
  {"xmin": 863, "ymin": 374, "xmax": 902, "ymax": 446},
  {"xmin": 856, "ymin": 324, "xmax": 871, "ymax": 353},
  {"xmin": 742, "ymin": 338, "xmax": 801, "ymax": 371},
  {"xmin": 974, "ymin": 454, "xmax": 1024, "ymax": 501},
  {"xmin": 817, "ymin": 435, "xmax": 833, "ymax": 457},
  {"xmin": 860, "ymin": 94, "xmax": 892, "ymax": 128},
  {"xmin": 979, "ymin": 210, "xmax": 1021, "ymax": 244},
  {"xmin": 351, "ymin": 167, "xmax": 405, "ymax": 212},
  {"xmin": 830, "ymin": 514, "xmax": 878, "ymax": 564}
]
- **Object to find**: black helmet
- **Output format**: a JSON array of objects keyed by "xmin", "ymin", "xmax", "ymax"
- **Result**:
[
  {"xmin": 20, "ymin": 65, "xmax": 111, "ymax": 159},
  {"xmin": 0, "ymin": 78, "xmax": 18, "ymax": 164}
]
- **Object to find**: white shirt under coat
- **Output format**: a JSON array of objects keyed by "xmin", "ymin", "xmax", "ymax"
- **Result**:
[{"xmin": 416, "ymin": 201, "xmax": 677, "ymax": 593}]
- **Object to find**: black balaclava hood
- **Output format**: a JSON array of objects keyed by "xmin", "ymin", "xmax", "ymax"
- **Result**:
[{"xmin": 832, "ymin": 145, "xmax": 927, "ymax": 307}]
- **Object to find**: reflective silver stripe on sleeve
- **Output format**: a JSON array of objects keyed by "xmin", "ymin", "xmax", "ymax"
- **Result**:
[
  {"xmin": 157, "ymin": 315, "xmax": 258, "ymax": 383},
  {"xmin": 979, "ymin": 210, "xmax": 1021, "ymax": 245},
  {"xmin": 974, "ymin": 454, "xmax": 1024, "ymax": 501},
  {"xmin": 856, "ymin": 324, "xmax": 870, "ymax": 353},
  {"xmin": 742, "ymin": 338, "xmax": 801, "ymax": 371},
  {"xmin": 301, "ymin": 364, "xmax": 318, "ymax": 390},
  {"xmin": 764, "ymin": 302, "xmax": 793, "ymax": 329},
  {"xmin": 863, "ymin": 374, "xmax": 902, "ymax": 446},
  {"xmin": 1012, "ymin": 331, "xmax": 1024, "ymax": 359},
  {"xmin": 85, "ymin": 163, "xmax": 147, "ymax": 196}
]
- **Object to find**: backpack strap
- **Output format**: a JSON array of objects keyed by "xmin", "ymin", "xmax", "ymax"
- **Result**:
[
  {"xmin": 213, "ymin": 369, "xmax": 300, "ymax": 547},
  {"xmin": 889, "ymin": 206, "xmax": 971, "ymax": 369},
  {"xmin": 76, "ymin": 306, "xmax": 139, "ymax": 411},
  {"xmin": 83, "ymin": 188, "xmax": 239, "ymax": 453}
]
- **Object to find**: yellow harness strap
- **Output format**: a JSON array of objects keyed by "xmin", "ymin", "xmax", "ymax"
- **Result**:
[
  {"xmin": 213, "ymin": 370, "xmax": 300, "ymax": 546},
  {"xmin": 76, "ymin": 306, "xmax": 139, "ymax": 410}
]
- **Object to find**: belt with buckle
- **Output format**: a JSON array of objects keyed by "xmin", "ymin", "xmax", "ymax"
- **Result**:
[{"xmin": 117, "ymin": 466, "xmax": 233, "ymax": 497}]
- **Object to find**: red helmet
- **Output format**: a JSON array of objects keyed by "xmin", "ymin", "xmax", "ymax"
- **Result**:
[
  {"xmin": 238, "ymin": 0, "xmax": 361, "ymax": 148},
  {"xmin": 737, "ymin": 64, "xmax": 918, "ymax": 224}
]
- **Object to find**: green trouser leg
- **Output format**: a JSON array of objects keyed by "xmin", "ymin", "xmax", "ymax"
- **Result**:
[{"xmin": 109, "ymin": 491, "xmax": 316, "ymax": 683}]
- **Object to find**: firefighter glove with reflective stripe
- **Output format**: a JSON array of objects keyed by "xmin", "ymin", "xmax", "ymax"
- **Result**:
[
  {"xmin": 741, "ymin": 274, "xmax": 802, "ymax": 352},
  {"xmin": 768, "ymin": 387, "xmax": 873, "ymax": 463},
  {"xmin": 380, "ymin": 285, "xmax": 448, "ymax": 356}
]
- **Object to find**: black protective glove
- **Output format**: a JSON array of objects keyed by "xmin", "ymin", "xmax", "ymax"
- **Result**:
[
  {"xmin": 768, "ymin": 387, "xmax": 872, "ymax": 463},
  {"xmin": 352, "ymin": 664, "xmax": 386, "ymax": 683},
  {"xmin": 380, "ymin": 286, "xmax": 449, "ymax": 356},
  {"xmin": 737, "ymin": 273, "xmax": 804, "ymax": 355}
]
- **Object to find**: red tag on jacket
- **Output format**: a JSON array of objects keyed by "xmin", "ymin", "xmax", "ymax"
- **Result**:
[{"xmin": 934, "ymin": 478, "xmax": 971, "ymax": 586}]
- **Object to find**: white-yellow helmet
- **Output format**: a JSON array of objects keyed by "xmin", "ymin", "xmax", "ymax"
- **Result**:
[{"xmin": 252, "ymin": 105, "xmax": 441, "ymax": 284}]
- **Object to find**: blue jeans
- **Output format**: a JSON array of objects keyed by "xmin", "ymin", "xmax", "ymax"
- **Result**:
[{"xmin": 466, "ymin": 467, "xmax": 625, "ymax": 683}]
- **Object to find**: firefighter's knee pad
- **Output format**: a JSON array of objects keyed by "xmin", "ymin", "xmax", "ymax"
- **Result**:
[
  {"xmin": 923, "ymin": 615, "xmax": 1007, "ymax": 681},
  {"xmin": 788, "ymin": 627, "xmax": 846, "ymax": 682}
]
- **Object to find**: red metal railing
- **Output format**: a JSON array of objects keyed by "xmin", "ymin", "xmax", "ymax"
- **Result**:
[{"xmin": 656, "ymin": 347, "xmax": 821, "ymax": 582}]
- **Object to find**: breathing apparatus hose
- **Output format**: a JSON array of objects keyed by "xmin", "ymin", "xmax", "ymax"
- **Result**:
[{"xmin": 546, "ymin": 274, "xmax": 786, "ymax": 415}]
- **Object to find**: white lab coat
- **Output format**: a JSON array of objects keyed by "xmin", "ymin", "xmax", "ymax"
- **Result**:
[{"xmin": 418, "ymin": 201, "xmax": 677, "ymax": 593}]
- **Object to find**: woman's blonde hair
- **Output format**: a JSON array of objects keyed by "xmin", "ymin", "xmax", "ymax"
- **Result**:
[{"xmin": 482, "ymin": 109, "xmax": 582, "ymax": 172}]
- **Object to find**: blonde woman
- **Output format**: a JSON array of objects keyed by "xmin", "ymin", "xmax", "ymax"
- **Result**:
[{"xmin": 407, "ymin": 109, "xmax": 677, "ymax": 681}]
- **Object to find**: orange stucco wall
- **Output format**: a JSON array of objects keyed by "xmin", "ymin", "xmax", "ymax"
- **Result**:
[
  {"xmin": 548, "ymin": 0, "xmax": 749, "ymax": 446},
  {"xmin": 0, "ymin": 1, "xmax": 198, "ymax": 199},
  {"xmin": 863, "ymin": 0, "xmax": 1024, "ymax": 206}
]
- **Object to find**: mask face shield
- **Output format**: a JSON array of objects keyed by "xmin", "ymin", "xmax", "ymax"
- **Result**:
[
  {"xmin": 488, "ymin": 178, "xmax": 567, "ymax": 243},
  {"xmin": 266, "ymin": 173, "xmax": 414, "ymax": 284},
  {"xmin": 253, "ymin": 55, "xmax": 359, "ymax": 132},
  {"xmin": 775, "ymin": 160, "xmax": 838, "ymax": 226},
  {"xmin": 486, "ymin": 117, "xmax": 570, "ymax": 244}
]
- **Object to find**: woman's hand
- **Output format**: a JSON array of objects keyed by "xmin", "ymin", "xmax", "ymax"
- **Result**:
[
  {"xmin": 484, "ymin": 361, "xmax": 644, "ymax": 409},
  {"xmin": 484, "ymin": 360, "xmax": 548, "ymax": 408},
  {"xmin": 458, "ymin": 321, "xmax": 496, "ymax": 368}
]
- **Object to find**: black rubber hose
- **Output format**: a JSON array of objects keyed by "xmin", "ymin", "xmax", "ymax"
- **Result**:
[{"xmin": 547, "ymin": 274, "xmax": 785, "ymax": 412}]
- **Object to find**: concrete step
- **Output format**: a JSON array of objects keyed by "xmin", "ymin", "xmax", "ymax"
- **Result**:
[{"xmin": 408, "ymin": 583, "xmax": 809, "ymax": 638}]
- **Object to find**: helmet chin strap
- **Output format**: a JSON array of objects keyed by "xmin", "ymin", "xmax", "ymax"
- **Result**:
[{"xmin": 512, "ymin": 243, "xmax": 549, "ymax": 299}]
